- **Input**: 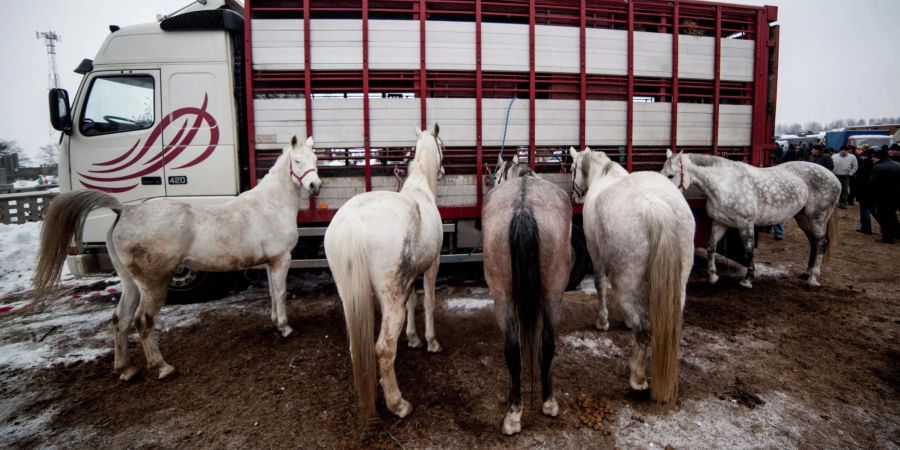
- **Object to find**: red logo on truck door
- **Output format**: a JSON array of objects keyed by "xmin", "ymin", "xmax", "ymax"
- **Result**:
[{"xmin": 78, "ymin": 94, "xmax": 219, "ymax": 193}]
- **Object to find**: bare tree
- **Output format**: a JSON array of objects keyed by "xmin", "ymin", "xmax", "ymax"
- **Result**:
[
  {"xmin": 38, "ymin": 143, "xmax": 60, "ymax": 165},
  {"xmin": 0, "ymin": 139, "xmax": 22, "ymax": 156}
]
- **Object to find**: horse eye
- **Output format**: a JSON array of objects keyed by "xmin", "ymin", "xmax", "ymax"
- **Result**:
[{"xmin": 667, "ymin": 174, "xmax": 674, "ymax": 179}]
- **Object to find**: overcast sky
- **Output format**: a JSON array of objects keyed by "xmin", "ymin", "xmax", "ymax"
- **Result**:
[{"xmin": 1, "ymin": 0, "xmax": 898, "ymax": 158}]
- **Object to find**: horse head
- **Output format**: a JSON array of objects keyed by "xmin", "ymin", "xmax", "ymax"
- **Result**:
[
  {"xmin": 287, "ymin": 135, "xmax": 322, "ymax": 196},
  {"xmin": 413, "ymin": 123, "xmax": 445, "ymax": 181},
  {"xmin": 661, "ymin": 149, "xmax": 690, "ymax": 191},
  {"xmin": 493, "ymin": 153, "xmax": 533, "ymax": 187}
]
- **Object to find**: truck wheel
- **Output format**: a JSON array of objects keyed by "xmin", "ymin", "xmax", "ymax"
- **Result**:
[
  {"xmin": 566, "ymin": 224, "xmax": 592, "ymax": 291},
  {"xmin": 167, "ymin": 266, "xmax": 249, "ymax": 304}
]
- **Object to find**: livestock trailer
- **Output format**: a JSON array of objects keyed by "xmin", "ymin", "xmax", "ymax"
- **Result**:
[{"xmin": 49, "ymin": 0, "xmax": 779, "ymax": 293}]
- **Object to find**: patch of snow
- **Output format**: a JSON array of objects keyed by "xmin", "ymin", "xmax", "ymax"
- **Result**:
[
  {"xmin": 754, "ymin": 262, "xmax": 790, "ymax": 278},
  {"xmin": 12, "ymin": 179, "xmax": 40, "ymax": 188},
  {"xmin": 561, "ymin": 331, "xmax": 623, "ymax": 358},
  {"xmin": 578, "ymin": 276, "xmax": 597, "ymax": 295},
  {"xmin": 614, "ymin": 391, "xmax": 818, "ymax": 449},
  {"xmin": 468, "ymin": 287, "xmax": 489, "ymax": 295},
  {"xmin": 445, "ymin": 297, "xmax": 493, "ymax": 311},
  {"xmin": 0, "ymin": 221, "xmax": 71, "ymax": 296}
]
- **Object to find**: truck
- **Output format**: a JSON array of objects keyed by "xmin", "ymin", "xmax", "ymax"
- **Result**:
[
  {"xmin": 48, "ymin": 0, "xmax": 780, "ymax": 295},
  {"xmin": 824, "ymin": 129, "xmax": 891, "ymax": 150}
]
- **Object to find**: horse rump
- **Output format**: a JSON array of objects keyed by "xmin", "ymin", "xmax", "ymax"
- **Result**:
[{"xmin": 33, "ymin": 190, "xmax": 122, "ymax": 294}]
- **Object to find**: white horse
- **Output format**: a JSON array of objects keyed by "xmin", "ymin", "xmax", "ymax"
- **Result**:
[
  {"xmin": 34, "ymin": 136, "xmax": 322, "ymax": 381},
  {"xmin": 570, "ymin": 147, "xmax": 693, "ymax": 405},
  {"xmin": 483, "ymin": 155, "xmax": 572, "ymax": 434},
  {"xmin": 324, "ymin": 124, "xmax": 445, "ymax": 420},
  {"xmin": 660, "ymin": 151, "xmax": 840, "ymax": 288}
]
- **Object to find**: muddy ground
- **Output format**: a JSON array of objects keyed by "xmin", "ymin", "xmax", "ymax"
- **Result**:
[{"xmin": 1, "ymin": 205, "xmax": 898, "ymax": 449}]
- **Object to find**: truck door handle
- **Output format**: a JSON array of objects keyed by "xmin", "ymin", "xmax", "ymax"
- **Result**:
[{"xmin": 141, "ymin": 176, "xmax": 162, "ymax": 185}]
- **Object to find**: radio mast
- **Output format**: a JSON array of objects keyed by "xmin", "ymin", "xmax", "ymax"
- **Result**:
[{"xmin": 36, "ymin": 30, "xmax": 62, "ymax": 90}]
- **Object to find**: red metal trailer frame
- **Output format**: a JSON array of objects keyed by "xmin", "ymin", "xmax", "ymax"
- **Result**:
[{"xmin": 243, "ymin": 0, "xmax": 779, "ymax": 228}]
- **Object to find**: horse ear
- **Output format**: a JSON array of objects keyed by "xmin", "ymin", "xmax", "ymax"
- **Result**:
[
  {"xmin": 666, "ymin": 148, "xmax": 673, "ymax": 159},
  {"xmin": 433, "ymin": 122, "xmax": 440, "ymax": 137},
  {"xmin": 497, "ymin": 154, "xmax": 504, "ymax": 165},
  {"xmin": 584, "ymin": 146, "xmax": 592, "ymax": 153},
  {"xmin": 512, "ymin": 154, "xmax": 520, "ymax": 165},
  {"xmin": 414, "ymin": 126, "xmax": 423, "ymax": 138},
  {"xmin": 569, "ymin": 146, "xmax": 578, "ymax": 160},
  {"xmin": 290, "ymin": 135, "xmax": 298, "ymax": 148},
  {"xmin": 304, "ymin": 136, "xmax": 314, "ymax": 148}
]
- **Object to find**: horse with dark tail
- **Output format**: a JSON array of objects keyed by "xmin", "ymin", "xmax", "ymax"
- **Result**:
[{"xmin": 483, "ymin": 156, "xmax": 573, "ymax": 435}]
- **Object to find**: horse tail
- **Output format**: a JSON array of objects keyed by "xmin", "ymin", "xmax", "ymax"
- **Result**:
[
  {"xmin": 326, "ymin": 219, "xmax": 376, "ymax": 420},
  {"xmin": 33, "ymin": 190, "xmax": 122, "ymax": 294},
  {"xmin": 508, "ymin": 203, "xmax": 543, "ymax": 384},
  {"xmin": 824, "ymin": 202, "xmax": 839, "ymax": 263},
  {"xmin": 642, "ymin": 199, "xmax": 684, "ymax": 406}
]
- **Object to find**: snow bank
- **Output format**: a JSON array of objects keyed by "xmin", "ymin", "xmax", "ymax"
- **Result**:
[
  {"xmin": 0, "ymin": 221, "xmax": 70, "ymax": 296},
  {"xmin": 445, "ymin": 297, "xmax": 493, "ymax": 311}
]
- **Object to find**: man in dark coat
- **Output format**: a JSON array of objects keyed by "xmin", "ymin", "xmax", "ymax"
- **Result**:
[
  {"xmin": 869, "ymin": 147, "xmax": 900, "ymax": 243},
  {"xmin": 808, "ymin": 144, "xmax": 834, "ymax": 171},
  {"xmin": 854, "ymin": 149, "xmax": 876, "ymax": 234},
  {"xmin": 783, "ymin": 143, "xmax": 797, "ymax": 162},
  {"xmin": 890, "ymin": 143, "xmax": 900, "ymax": 163}
]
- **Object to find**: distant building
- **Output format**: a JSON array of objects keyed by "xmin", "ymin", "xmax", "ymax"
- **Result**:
[{"xmin": 0, "ymin": 153, "xmax": 18, "ymax": 178}]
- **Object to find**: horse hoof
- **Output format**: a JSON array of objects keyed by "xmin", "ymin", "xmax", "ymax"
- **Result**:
[
  {"xmin": 158, "ymin": 364, "xmax": 177, "ymax": 380},
  {"xmin": 407, "ymin": 335, "xmax": 422, "ymax": 349},
  {"xmin": 279, "ymin": 325, "xmax": 294, "ymax": 338},
  {"xmin": 807, "ymin": 279, "xmax": 821, "ymax": 289},
  {"xmin": 392, "ymin": 399, "xmax": 413, "ymax": 418},
  {"xmin": 629, "ymin": 375, "xmax": 649, "ymax": 391},
  {"xmin": 542, "ymin": 398, "xmax": 559, "ymax": 417},
  {"xmin": 502, "ymin": 409, "xmax": 522, "ymax": 435},
  {"xmin": 739, "ymin": 280, "xmax": 753, "ymax": 289},
  {"xmin": 119, "ymin": 366, "xmax": 139, "ymax": 382},
  {"xmin": 709, "ymin": 274, "xmax": 719, "ymax": 285},
  {"xmin": 595, "ymin": 320, "xmax": 610, "ymax": 331},
  {"xmin": 427, "ymin": 340, "xmax": 442, "ymax": 353}
]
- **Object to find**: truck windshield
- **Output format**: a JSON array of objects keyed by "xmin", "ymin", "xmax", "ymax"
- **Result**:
[{"xmin": 80, "ymin": 75, "xmax": 155, "ymax": 136}]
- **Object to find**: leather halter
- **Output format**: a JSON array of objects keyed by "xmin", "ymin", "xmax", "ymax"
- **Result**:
[{"xmin": 290, "ymin": 158, "xmax": 317, "ymax": 184}]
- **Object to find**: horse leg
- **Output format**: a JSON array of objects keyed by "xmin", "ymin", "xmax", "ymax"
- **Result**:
[
  {"xmin": 133, "ymin": 278, "xmax": 176, "ymax": 379},
  {"xmin": 540, "ymin": 308, "xmax": 558, "ymax": 417},
  {"xmin": 375, "ymin": 298, "xmax": 413, "ymax": 418},
  {"xmin": 501, "ymin": 315, "xmax": 523, "ymax": 435},
  {"xmin": 707, "ymin": 222, "xmax": 727, "ymax": 284},
  {"xmin": 594, "ymin": 268, "xmax": 610, "ymax": 331},
  {"xmin": 738, "ymin": 225, "xmax": 756, "ymax": 289},
  {"xmin": 267, "ymin": 254, "xmax": 293, "ymax": 337},
  {"xmin": 405, "ymin": 288, "xmax": 422, "ymax": 348},
  {"xmin": 612, "ymin": 270, "xmax": 650, "ymax": 391},
  {"xmin": 423, "ymin": 259, "xmax": 442, "ymax": 353},
  {"xmin": 795, "ymin": 213, "xmax": 824, "ymax": 286},
  {"xmin": 112, "ymin": 275, "xmax": 140, "ymax": 381}
]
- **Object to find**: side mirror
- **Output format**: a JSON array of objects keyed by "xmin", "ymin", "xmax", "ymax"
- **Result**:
[{"xmin": 49, "ymin": 88, "xmax": 72, "ymax": 133}]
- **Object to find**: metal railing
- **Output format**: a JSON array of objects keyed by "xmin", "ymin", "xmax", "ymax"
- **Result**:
[{"xmin": 0, "ymin": 190, "xmax": 58, "ymax": 225}]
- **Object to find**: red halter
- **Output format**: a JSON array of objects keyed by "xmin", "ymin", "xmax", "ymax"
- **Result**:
[
  {"xmin": 290, "ymin": 158, "xmax": 317, "ymax": 184},
  {"xmin": 677, "ymin": 155, "xmax": 686, "ymax": 191}
]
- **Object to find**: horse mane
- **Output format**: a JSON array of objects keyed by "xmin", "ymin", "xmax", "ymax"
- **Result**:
[{"xmin": 685, "ymin": 154, "xmax": 732, "ymax": 168}]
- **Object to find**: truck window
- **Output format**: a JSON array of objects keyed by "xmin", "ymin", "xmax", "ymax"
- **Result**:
[{"xmin": 80, "ymin": 75, "xmax": 155, "ymax": 136}]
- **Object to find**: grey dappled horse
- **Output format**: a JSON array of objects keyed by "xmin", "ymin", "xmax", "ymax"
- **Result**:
[
  {"xmin": 571, "ymin": 148, "xmax": 692, "ymax": 405},
  {"xmin": 661, "ymin": 151, "xmax": 840, "ymax": 288},
  {"xmin": 483, "ymin": 155, "xmax": 573, "ymax": 434}
]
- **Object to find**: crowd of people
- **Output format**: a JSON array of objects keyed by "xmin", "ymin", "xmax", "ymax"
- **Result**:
[{"xmin": 772, "ymin": 141, "xmax": 900, "ymax": 244}]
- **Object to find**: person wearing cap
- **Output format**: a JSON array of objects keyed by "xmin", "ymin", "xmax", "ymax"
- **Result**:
[
  {"xmin": 869, "ymin": 147, "xmax": 900, "ymax": 244},
  {"xmin": 808, "ymin": 144, "xmax": 834, "ymax": 171},
  {"xmin": 854, "ymin": 148, "xmax": 876, "ymax": 235},
  {"xmin": 832, "ymin": 145, "xmax": 858, "ymax": 209},
  {"xmin": 890, "ymin": 143, "xmax": 900, "ymax": 163}
]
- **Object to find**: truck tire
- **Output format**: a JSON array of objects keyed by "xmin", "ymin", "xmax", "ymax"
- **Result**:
[
  {"xmin": 167, "ymin": 266, "xmax": 250, "ymax": 304},
  {"xmin": 566, "ymin": 224, "xmax": 592, "ymax": 291}
]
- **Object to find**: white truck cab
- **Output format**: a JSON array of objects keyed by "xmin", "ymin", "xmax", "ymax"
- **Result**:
[{"xmin": 49, "ymin": 0, "xmax": 248, "ymax": 289}]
